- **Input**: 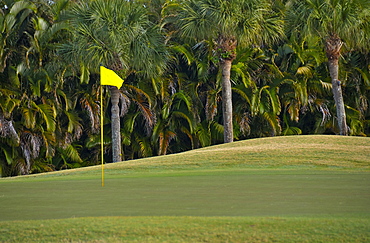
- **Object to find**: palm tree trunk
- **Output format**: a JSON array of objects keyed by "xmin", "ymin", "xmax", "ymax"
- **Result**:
[
  {"xmin": 110, "ymin": 86, "xmax": 122, "ymax": 162},
  {"xmin": 326, "ymin": 36, "xmax": 348, "ymax": 135},
  {"xmin": 328, "ymin": 59, "xmax": 347, "ymax": 135},
  {"xmin": 221, "ymin": 59, "xmax": 233, "ymax": 143}
]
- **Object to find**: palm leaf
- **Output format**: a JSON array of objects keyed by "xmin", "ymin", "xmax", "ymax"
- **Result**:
[
  {"xmin": 0, "ymin": 96, "xmax": 20, "ymax": 118},
  {"xmin": 282, "ymin": 126, "xmax": 302, "ymax": 136},
  {"xmin": 172, "ymin": 111, "xmax": 194, "ymax": 134},
  {"xmin": 262, "ymin": 112, "xmax": 281, "ymax": 136},
  {"xmin": 0, "ymin": 147, "xmax": 13, "ymax": 165},
  {"xmin": 296, "ymin": 65, "xmax": 313, "ymax": 77},
  {"xmin": 135, "ymin": 135, "xmax": 152, "ymax": 158},
  {"xmin": 159, "ymin": 130, "xmax": 176, "ymax": 155},
  {"xmin": 21, "ymin": 107, "xmax": 36, "ymax": 130},
  {"xmin": 232, "ymin": 85, "xmax": 252, "ymax": 107},
  {"xmin": 196, "ymin": 122, "xmax": 211, "ymax": 147},
  {"xmin": 210, "ymin": 121, "xmax": 224, "ymax": 142},
  {"xmin": 173, "ymin": 91, "xmax": 192, "ymax": 111},
  {"xmin": 32, "ymin": 103, "xmax": 56, "ymax": 132},
  {"xmin": 264, "ymin": 87, "xmax": 281, "ymax": 116},
  {"xmin": 132, "ymin": 94, "xmax": 155, "ymax": 134},
  {"xmin": 6, "ymin": 1, "xmax": 36, "ymax": 31},
  {"xmin": 171, "ymin": 44, "xmax": 195, "ymax": 65},
  {"xmin": 320, "ymin": 80, "xmax": 332, "ymax": 91},
  {"xmin": 354, "ymin": 67, "xmax": 370, "ymax": 87},
  {"xmin": 64, "ymin": 110, "xmax": 82, "ymax": 135},
  {"xmin": 123, "ymin": 112, "xmax": 139, "ymax": 134},
  {"xmin": 231, "ymin": 63, "xmax": 253, "ymax": 88},
  {"xmin": 64, "ymin": 144, "xmax": 83, "ymax": 163}
]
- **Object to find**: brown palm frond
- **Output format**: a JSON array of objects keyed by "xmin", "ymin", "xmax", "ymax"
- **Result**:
[
  {"xmin": 80, "ymin": 94, "xmax": 100, "ymax": 133},
  {"xmin": 20, "ymin": 131, "xmax": 42, "ymax": 174},
  {"xmin": 119, "ymin": 91, "xmax": 131, "ymax": 117},
  {"xmin": 0, "ymin": 115, "xmax": 20, "ymax": 145},
  {"xmin": 325, "ymin": 34, "xmax": 343, "ymax": 60},
  {"xmin": 159, "ymin": 130, "xmax": 176, "ymax": 155},
  {"xmin": 125, "ymin": 85, "xmax": 156, "ymax": 135}
]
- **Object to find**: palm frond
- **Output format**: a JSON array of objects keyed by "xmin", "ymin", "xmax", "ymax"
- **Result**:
[
  {"xmin": 282, "ymin": 126, "xmax": 302, "ymax": 136},
  {"xmin": 196, "ymin": 121, "xmax": 211, "ymax": 147},
  {"xmin": 32, "ymin": 103, "xmax": 56, "ymax": 132},
  {"xmin": 159, "ymin": 130, "xmax": 176, "ymax": 155},
  {"xmin": 0, "ymin": 146, "xmax": 13, "ymax": 165},
  {"xmin": 64, "ymin": 144, "xmax": 83, "ymax": 163},
  {"xmin": 262, "ymin": 112, "xmax": 281, "ymax": 136},
  {"xmin": 0, "ymin": 115, "xmax": 19, "ymax": 145},
  {"xmin": 171, "ymin": 44, "xmax": 195, "ymax": 65},
  {"xmin": 172, "ymin": 111, "xmax": 194, "ymax": 134},
  {"xmin": 232, "ymin": 86, "xmax": 251, "ymax": 106},
  {"xmin": 21, "ymin": 106, "xmax": 36, "ymax": 130},
  {"xmin": 135, "ymin": 135, "xmax": 152, "ymax": 158}
]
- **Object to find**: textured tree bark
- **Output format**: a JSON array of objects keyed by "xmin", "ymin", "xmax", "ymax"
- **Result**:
[
  {"xmin": 221, "ymin": 59, "xmax": 234, "ymax": 143},
  {"xmin": 328, "ymin": 59, "xmax": 347, "ymax": 135},
  {"xmin": 326, "ymin": 35, "xmax": 348, "ymax": 135},
  {"xmin": 109, "ymin": 86, "xmax": 122, "ymax": 162}
]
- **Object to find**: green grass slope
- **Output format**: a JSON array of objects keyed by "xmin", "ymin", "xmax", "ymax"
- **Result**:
[
  {"xmin": 0, "ymin": 135, "xmax": 369, "ymax": 242},
  {"xmin": 7, "ymin": 134, "xmax": 368, "ymax": 180},
  {"xmin": 105, "ymin": 134, "xmax": 370, "ymax": 171}
]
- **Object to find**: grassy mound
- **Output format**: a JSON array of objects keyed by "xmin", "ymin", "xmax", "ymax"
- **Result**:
[
  {"xmin": 1, "ymin": 135, "xmax": 369, "ymax": 242},
  {"xmin": 9, "ymin": 134, "xmax": 369, "ymax": 180},
  {"xmin": 106, "ymin": 134, "xmax": 370, "ymax": 171}
]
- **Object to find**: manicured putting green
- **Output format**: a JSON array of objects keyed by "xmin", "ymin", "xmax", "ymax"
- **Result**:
[
  {"xmin": 1, "ymin": 170, "xmax": 369, "ymax": 221},
  {"xmin": 0, "ymin": 135, "xmax": 369, "ymax": 241}
]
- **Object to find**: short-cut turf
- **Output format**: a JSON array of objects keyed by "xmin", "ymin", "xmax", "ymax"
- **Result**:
[{"xmin": 0, "ymin": 135, "xmax": 369, "ymax": 242}]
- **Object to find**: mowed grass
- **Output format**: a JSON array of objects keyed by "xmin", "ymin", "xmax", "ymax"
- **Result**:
[
  {"xmin": 0, "ymin": 135, "xmax": 369, "ymax": 242},
  {"xmin": 2, "ymin": 217, "xmax": 369, "ymax": 242}
]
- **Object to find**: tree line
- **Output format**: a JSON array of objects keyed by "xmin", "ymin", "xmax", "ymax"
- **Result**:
[{"xmin": 0, "ymin": 0, "xmax": 369, "ymax": 177}]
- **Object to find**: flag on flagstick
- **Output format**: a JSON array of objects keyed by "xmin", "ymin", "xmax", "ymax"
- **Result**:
[
  {"xmin": 100, "ymin": 66, "xmax": 124, "ymax": 89},
  {"xmin": 100, "ymin": 66, "xmax": 124, "ymax": 187}
]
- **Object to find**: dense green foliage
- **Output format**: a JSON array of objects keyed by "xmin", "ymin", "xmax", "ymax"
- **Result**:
[{"xmin": 0, "ymin": 0, "xmax": 369, "ymax": 176}]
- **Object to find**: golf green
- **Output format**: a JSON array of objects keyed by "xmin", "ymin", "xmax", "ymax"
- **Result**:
[{"xmin": 1, "ymin": 169, "xmax": 369, "ymax": 221}]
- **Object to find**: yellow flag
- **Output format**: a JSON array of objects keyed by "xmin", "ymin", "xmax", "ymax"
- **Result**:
[{"xmin": 100, "ymin": 66, "xmax": 124, "ymax": 89}]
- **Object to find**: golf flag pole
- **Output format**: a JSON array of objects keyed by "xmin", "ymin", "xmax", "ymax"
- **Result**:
[
  {"xmin": 101, "ymin": 85, "xmax": 104, "ymax": 187},
  {"xmin": 100, "ymin": 66, "xmax": 124, "ymax": 187}
]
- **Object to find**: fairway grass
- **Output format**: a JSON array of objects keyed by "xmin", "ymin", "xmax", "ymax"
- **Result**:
[
  {"xmin": 1, "ymin": 135, "xmax": 369, "ymax": 242},
  {"xmin": 1, "ymin": 216, "xmax": 369, "ymax": 242}
]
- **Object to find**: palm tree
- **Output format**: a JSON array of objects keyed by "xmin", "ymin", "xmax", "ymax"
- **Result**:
[
  {"xmin": 175, "ymin": 0, "xmax": 284, "ymax": 143},
  {"xmin": 286, "ymin": 0, "xmax": 370, "ymax": 135},
  {"xmin": 64, "ymin": 0, "xmax": 169, "ymax": 162}
]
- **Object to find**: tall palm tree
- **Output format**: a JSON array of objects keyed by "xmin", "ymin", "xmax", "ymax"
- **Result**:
[
  {"xmin": 175, "ymin": 0, "xmax": 284, "ymax": 143},
  {"xmin": 286, "ymin": 0, "xmax": 370, "ymax": 135},
  {"xmin": 64, "ymin": 0, "xmax": 168, "ymax": 162}
]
